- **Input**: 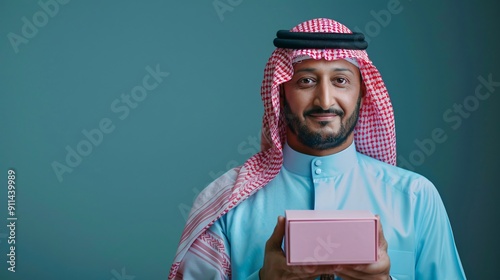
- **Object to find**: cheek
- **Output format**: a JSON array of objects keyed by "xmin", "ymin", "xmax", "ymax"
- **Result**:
[
  {"xmin": 338, "ymin": 92, "xmax": 360, "ymax": 113},
  {"xmin": 285, "ymin": 92, "xmax": 311, "ymax": 113}
]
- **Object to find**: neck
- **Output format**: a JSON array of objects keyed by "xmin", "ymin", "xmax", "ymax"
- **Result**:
[{"xmin": 285, "ymin": 129, "xmax": 354, "ymax": 156}]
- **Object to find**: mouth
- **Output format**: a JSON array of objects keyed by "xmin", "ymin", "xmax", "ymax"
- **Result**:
[{"xmin": 308, "ymin": 113, "xmax": 339, "ymax": 122}]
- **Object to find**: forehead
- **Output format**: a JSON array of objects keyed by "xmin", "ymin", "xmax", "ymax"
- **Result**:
[{"xmin": 292, "ymin": 59, "xmax": 358, "ymax": 74}]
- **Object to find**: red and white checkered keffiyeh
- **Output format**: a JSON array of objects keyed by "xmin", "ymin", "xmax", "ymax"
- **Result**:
[{"xmin": 169, "ymin": 18, "xmax": 396, "ymax": 279}]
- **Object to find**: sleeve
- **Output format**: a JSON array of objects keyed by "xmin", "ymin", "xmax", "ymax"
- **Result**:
[
  {"xmin": 177, "ymin": 219, "xmax": 232, "ymax": 280},
  {"xmin": 246, "ymin": 270, "xmax": 261, "ymax": 280},
  {"xmin": 414, "ymin": 178, "xmax": 467, "ymax": 279}
]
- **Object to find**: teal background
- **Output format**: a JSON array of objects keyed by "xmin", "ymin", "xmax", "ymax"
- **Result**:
[{"xmin": 1, "ymin": 0, "xmax": 499, "ymax": 279}]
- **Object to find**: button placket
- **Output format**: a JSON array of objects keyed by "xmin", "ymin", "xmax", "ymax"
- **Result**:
[
  {"xmin": 312, "ymin": 158, "xmax": 335, "ymax": 209},
  {"xmin": 314, "ymin": 159, "xmax": 322, "ymax": 176}
]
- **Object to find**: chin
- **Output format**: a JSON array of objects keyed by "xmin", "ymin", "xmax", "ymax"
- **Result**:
[{"xmin": 314, "ymin": 125, "xmax": 340, "ymax": 135}]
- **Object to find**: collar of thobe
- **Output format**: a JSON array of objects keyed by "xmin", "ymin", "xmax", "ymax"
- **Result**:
[{"xmin": 283, "ymin": 141, "xmax": 358, "ymax": 177}]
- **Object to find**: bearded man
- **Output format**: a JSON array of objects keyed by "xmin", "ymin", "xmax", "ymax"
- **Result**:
[{"xmin": 169, "ymin": 18, "xmax": 466, "ymax": 280}]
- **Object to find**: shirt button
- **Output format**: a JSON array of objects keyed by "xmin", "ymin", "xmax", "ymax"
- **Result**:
[
  {"xmin": 315, "ymin": 168, "xmax": 322, "ymax": 175},
  {"xmin": 315, "ymin": 160, "xmax": 322, "ymax": 166}
]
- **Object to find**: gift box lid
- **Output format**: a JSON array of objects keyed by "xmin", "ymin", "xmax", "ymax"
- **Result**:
[{"xmin": 285, "ymin": 210, "xmax": 376, "ymax": 221}]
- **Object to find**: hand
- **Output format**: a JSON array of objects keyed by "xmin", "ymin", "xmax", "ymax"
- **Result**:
[
  {"xmin": 259, "ymin": 216, "xmax": 337, "ymax": 280},
  {"xmin": 259, "ymin": 215, "xmax": 391, "ymax": 280},
  {"xmin": 332, "ymin": 215, "xmax": 391, "ymax": 280}
]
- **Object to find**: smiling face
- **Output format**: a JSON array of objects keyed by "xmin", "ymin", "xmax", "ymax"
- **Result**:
[{"xmin": 282, "ymin": 58, "xmax": 363, "ymax": 156}]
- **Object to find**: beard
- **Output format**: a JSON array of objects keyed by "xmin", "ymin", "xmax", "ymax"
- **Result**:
[{"xmin": 283, "ymin": 95, "xmax": 361, "ymax": 150}]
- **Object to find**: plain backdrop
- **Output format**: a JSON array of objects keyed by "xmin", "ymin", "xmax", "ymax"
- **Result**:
[{"xmin": 1, "ymin": 0, "xmax": 499, "ymax": 279}]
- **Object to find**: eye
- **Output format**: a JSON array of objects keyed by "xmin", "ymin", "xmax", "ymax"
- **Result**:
[
  {"xmin": 297, "ymin": 77, "xmax": 316, "ymax": 87},
  {"xmin": 299, "ymin": 77, "xmax": 315, "ymax": 84},
  {"xmin": 333, "ymin": 77, "xmax": 349, "ymax": 85}
]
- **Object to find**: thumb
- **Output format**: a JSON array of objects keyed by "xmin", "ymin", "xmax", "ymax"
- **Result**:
[
  {"xmin": 375, "ymin": 215, "xmax": 388, "ymax": 251},
  {"xmin": 266, "ymin": 216, "xmax": 286, "ymax": 251}
]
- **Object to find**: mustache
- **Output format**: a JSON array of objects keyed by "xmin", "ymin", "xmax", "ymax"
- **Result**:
[{"xmin": 304, "ymin": 107, "xmax": 345, "ymax": 117}]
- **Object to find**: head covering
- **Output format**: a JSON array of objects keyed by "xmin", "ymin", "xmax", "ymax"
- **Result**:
[{"xmin": 169, "ymin": 18, "xmax": 396, "ymax": 279}]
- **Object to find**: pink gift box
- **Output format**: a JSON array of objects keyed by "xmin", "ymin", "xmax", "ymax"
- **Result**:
[{"xmin": 285, "ymin": 210, "xmax": 378, "ymax": 265}]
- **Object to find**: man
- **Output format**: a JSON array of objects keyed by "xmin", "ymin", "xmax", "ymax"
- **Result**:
[{"xmin": 169, "ymin": 18, "xmax": 466, "ymax": 279}]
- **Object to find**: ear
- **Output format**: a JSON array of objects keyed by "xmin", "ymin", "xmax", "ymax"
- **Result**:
[
  {"xmin": 359, "ymin": 70, "xmax": 367, "ymax": 98},
  {"xmin": 279, "ymin": 84, "xmax": 285, "ymax": 110},
  {"xmin": 358, "ymin": 78, "xmax": 365, "ymax": 110}
]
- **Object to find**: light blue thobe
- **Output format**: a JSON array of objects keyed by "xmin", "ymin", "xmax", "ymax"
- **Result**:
[{"xmin": 181, "ymin": 142, "xmax": 466, "ymax": 279}]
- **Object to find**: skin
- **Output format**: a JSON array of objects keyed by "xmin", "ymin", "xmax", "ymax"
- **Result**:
[
  {"xmin": 282, "ymin": 58, "xmax": 362, "ymax": 156},
  {"xmin": 259, "ymin": 59, "xmax": 391, "ymax": 279}
]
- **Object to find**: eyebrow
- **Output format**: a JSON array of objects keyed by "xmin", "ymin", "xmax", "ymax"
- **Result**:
[{"xmin": 294, "ymin": 67, "xmax": 354, "ymax": 74}]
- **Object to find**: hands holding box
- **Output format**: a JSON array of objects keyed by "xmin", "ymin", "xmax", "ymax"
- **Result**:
[{"xmin": 259, "ymin": 211, "xmax": 391, "ymax": 280}]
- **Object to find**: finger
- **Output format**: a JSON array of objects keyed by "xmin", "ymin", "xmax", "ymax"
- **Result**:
[
  {"xmin": 266, "ymin": 216, "xmax": 286, "ymax": 251},
  {"xmin": 375, "ymin": 215, "xmax": 388, "ymax": 252},
  {"xmin": 310, "ymin": 264, "xmax": 342, "ymax": 275},
  {"xmin": 333, "ymin": 264, "xmax": 383, "ymax": 280},
  {"xmin": 287, "ymin": 265, "xmax": 335, "ymax": 280},
  {"xmin": 336, "ymin": 253, "xmax": 390, "ymax": 276}
]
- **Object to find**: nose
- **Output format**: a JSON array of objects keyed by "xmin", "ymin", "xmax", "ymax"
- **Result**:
[{"xmin": 314, "ymin": 80, "xmax": 336, "ymax": 110}]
